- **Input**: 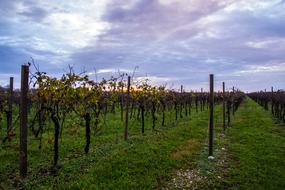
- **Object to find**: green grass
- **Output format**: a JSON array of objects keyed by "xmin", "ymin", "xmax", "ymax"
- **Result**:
[
  {"xmin": 225, "ymin": 97, "xmax": 285, "ymax": 190},
  {"xmin": 191, "ymin": 97, "xmax": 285, "ymax": 190},
  {"xmin": 0, "ymin": 106, "xmax": 210, "ymax": 189},
  {"xmin": 1, "ymin": 98, "xmax": 285, "ymax": 189}
]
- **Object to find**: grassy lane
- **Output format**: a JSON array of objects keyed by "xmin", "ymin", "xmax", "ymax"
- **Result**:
[
  {"xmin": 224, "ymin": 97, "xmax": 285, "ymax": 190},
  {"xmin": 166, "ymin": 97, "xmax": 285, "ymax": 190},
  {"xmin": 188, "ymin": 97, "xmax": 285, "ymax": 190}
]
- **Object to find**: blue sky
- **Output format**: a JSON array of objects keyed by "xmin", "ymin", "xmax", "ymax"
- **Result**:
[{"xmin": 0, "ymin": 0, "xmax": 284, "ymax": 91}]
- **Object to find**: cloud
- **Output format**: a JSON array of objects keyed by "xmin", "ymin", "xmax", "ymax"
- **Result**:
[
  {"xmin": 19, "ymin": 6, "xmax": 48, "ymax": 22},
  {"xmin": 237, "ymin": 63, "xmax": 285, "ymax": 74},
  {"xmin": 0, "ymin": 0, "xmax": 112, "ymax": 78},
  {"xmin": 246, "ymin": 38, "xmax": 285, "ymax": 49},
  {"xmin": 68, "ymin": 0, "xmax": 233, "ymax": 77},
  {"xmin": 0, "ymin": 45, "xmax": 27, "ymax": 73},
  {"xmin": 0, "ymin": 0, "xmax": 285, "ymax": 91}
]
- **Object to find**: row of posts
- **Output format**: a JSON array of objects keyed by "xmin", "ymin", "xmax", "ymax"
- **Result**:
[
  {"xmin": 13, "ymin": 67, "xmax": 235, "ymax": 178},
  {"xmin": 123, "ymin": 74, "xmax": 223, "ymax": 159},
  {"xmin": 209, "ymin": 75, "xmax": 240, "ymax": 158}
]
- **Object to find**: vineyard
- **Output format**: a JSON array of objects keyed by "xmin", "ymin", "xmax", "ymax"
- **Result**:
[
  {"xmin": 0, "ymin": 64, "xmax": 284, "ymax": 190},
  {"xmin": 248, "ymin": 90, "xmax": 285, "ymax": 122}
]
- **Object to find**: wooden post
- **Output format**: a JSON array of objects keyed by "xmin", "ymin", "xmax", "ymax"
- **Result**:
[
  {"xmin": 124, "ymin": 76, "xmax": 131, "ymax": 141},
  {"xmin": 201, "ymin": 88, "xmax": 203, "ymax": 111},
  {"xmin": 7, "ymin": 77, "xmax": 13, "ymax": 134},
  {"xmin": 227, "ymin": 99, "xmax": 231, "ymax": 127},
  {"xmin": 180, "ymin": 85, "xmax": 183, "ymax": 118},
  {"xmin": 141, "ymin": 103, "xmax": 145, "ymax": 133},
  {"xmin": 20, "ymin": 65, "xmax": 29, "ymax": 178},
  {"xmin": 271, "ymin": 87, "xmax": 274, "ymax": 115},
  {"xmin": 120, "ymin": 85, "xmax": 124, "ymax": 122},
  {"xmin": 232, "ymin": 86, "xmax": 235, "ymax": 115},
  {"xmin": 209, "ymin": 74, "xmax": 214, "ymax": 157},
  {"xmin": 222, "ymin": 82, "xmax": 226, "ymax": 131}
]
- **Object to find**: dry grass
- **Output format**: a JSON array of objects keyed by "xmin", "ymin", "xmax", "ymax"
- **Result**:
[{"xmin": 171, "ymin": 139, "xmax": 201, "ymax": 160}]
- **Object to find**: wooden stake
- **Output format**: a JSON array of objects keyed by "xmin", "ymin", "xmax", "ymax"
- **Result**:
[
  {"xmin": 20, "ymin": 65, "xmax": 29, "ymax": 178},
  {"xmin": 209, "ymin": 74, "xmax": 214, "ymax": 157},
  {"xmin": 7, "ymin": 77, "xmax": 13, "ymax": 134},
  {"xmin": 271, "ymin": 87, "xmax": 274, "ymax": 115},
  {"xmin": 232, "ymin": 86, "xmax": 235, "ymax": 115},
  {"xmin": 223, "ymin": 82, "xmax": 226, "ymax": 131},
  {"xmin": 124, "ymin": 76, "xmax": 131, "ymax": 141}
]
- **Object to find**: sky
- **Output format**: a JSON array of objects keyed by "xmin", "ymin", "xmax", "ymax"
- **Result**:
[{"xmin": 0, "ymin": 0, "xmax": 284, "ymax": 92}]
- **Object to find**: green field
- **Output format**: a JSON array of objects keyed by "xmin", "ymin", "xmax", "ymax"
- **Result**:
[{"xmin": 1, "ymin": 97, "xmax": 284, "ymax": 189}]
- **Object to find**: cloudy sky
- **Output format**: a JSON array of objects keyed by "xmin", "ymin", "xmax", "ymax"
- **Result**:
[{"xmin": 0, "ymin": 0, "xmax": 284, "ymax": 91}]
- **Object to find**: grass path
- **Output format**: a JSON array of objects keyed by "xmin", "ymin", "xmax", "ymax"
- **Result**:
[
  {"xmin": 224, "ymin": 97, "xmax": 285, "ymax": 190},
  {"xmin": 173, "ymin": 97, "xmax": 285, "ymax": 190}
]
